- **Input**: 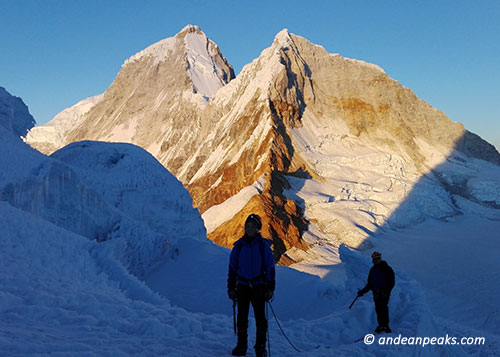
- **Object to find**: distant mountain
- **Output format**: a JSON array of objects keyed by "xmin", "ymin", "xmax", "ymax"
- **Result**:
[
  {"xmin": 26, "ymin": 94, "xmax": 103, "ymax": 154},
  {"xmin": 26, "ymin": 26, "xmax": 500, "ymax": 264},
  {"xmin": 28, "ymin": 24, "xmax": 234, "ymax": 156}
]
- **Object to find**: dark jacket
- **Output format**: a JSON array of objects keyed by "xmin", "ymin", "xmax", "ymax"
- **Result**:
[
  {"xmin": 227, "ymin": 234, "xmax": 275, "ymax": 290},
  {"xmin": 360, "ymin": 260, "xmax": 395, "ymax": 297}
]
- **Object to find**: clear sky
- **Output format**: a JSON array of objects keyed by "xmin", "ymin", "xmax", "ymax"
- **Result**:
[{"xmin": 1, "ymin": 0, "xmax": 499, "ymax": 150}]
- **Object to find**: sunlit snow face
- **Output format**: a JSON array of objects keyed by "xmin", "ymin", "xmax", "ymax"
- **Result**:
[{"xmin": 244, "ymin": 220, "xmax": 259, "ymax": 238}]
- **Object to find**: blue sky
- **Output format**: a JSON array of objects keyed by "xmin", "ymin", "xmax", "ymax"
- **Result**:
[{"xmin": 1, "ymin": 0, "xmax": 499, "ymax": 150}]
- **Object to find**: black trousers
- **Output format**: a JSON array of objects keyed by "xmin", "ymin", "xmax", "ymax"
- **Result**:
[
  {"xmin": 374, "ymin": 293, "xmax": 390, "ymax": 327},
  {"xmin": 236, "ymin": 284, "xmax": 267, "ymax": 348}
]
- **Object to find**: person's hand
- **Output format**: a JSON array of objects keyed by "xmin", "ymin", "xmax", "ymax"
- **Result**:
[
  {"xmin": 264, "ymin": 288, "xmax": 274, "ymax": 302},
  {"xmin": 357, "ymin": 289, "xmax": 364, "ymax": 297},
  {"xmin": 228, "ymin": 288, "xmax": 237, "ymax": 301},
  {"xmin": 264, "ymin": 281, "xmax": 275, "ymax": 302}
]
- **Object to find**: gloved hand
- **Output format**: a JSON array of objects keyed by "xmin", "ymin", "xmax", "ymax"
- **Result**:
[
  {"xmin": 228, "ymin": 288, "xmax": 237, "ymax": 301},
  {"xmin": 264, "ymin": 289, "xmax": 273, "ymax": 302},
  {"xmin": 357, "ymin": 289, "xmax": 364, "ymax": 297},
  {"xmin": 264, "ymin": 281, "xmax": 275, "ymax": 302}
]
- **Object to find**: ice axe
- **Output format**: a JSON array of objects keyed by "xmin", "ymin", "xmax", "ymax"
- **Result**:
[{"xmin": 349, "ymin": 295, "xmax": 359, "ymax": 309}]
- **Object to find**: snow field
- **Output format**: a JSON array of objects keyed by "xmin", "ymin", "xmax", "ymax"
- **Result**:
[{"xmin": 2, "ymin": 194, "xmax": 460, "ymax": 355}]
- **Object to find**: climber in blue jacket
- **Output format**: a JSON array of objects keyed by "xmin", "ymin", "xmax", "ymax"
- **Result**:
[{"xmin": 227, "ymin": 214, "xmax": 275, "ymax": 357}]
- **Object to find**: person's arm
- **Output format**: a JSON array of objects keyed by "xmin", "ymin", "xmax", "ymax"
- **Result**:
[
  {"xmin": 358, "ymin": 283, "xmax": 370, "ymax": 296},
  {"xmin": 263, "ymin": 240, "xmax": 275, "ymax": 285},
  {"xmin": 227, "ymin": 243, "xmax": 239, "ymax": 292},
  {"xmin": 358, "ymin": 268, "xmax": 373, "ymax": 296},
  {"xmin": 263, "ymin": 240, "xmax": 275, "ymax": 300}
]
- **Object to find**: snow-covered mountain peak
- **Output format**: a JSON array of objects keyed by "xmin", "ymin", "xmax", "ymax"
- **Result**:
[
  {"xmin": 211, "ymin": 36, "xmax": 286, "ymax": 108},
  {"xmin": 212, "ymin": 29, "xmax": 304, "ymax": 108},
  {"xmin": 274, "ymin": 28, "xmax": 291, "ymax": 45},
  {"xmin": 123, "ymin": 25, "xmax": 233, "ymax": 99},
  {"xmin": 122, "ymin": 25, "xmax": 206, "ymax": 67},
  {"xmin": 179, "ymin": 24, "xmax": 201, "ymax": 34}
]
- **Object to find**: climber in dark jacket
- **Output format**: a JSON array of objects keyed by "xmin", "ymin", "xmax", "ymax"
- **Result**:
[
  {"xmin": 227, "ymin": 214, "xmax": 275, "ymax": 357},
  {"xmin": 358, "ymin": 251, "xmax": 395, "ymax": 333}
]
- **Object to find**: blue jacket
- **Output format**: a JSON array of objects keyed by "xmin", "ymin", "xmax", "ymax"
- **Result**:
[{"xmin": 228, "ymin": 234, "xmax": 275, "ymax": 288}]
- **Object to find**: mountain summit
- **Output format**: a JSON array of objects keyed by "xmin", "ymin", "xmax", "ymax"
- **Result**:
[
  {"xmin": 26, "ymin": 26, "xmax": 500, "ymax": 264},
  {"xmin": 124, "ymin": 24, "xmax": 234, "ymax": 98}
]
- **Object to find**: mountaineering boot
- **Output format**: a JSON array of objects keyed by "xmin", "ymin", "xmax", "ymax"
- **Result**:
[
  {"xmin": 232, "ymin": 327, "xmax": 247, "ymax": 356},
  {"xmin": 231, "ymin": 343, "xmax": 247, "ymax": 356},
  {"xmin": 255, "ymin": 346, "xmax": 267, "ymax": 357},
  {"xmin": 375, "ymin": 325, "xmax": 391, "ymax": 334}
]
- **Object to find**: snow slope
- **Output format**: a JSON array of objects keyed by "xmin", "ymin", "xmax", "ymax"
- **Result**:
[
  {"xmin": 3, "ymin": 193, "xmax": 489, "ymax": 356},
  {"xmin": 1, "ymin": 140, "xmax": 205, "ymax": 278},
  {"xmin": 184, "ymin": 27, "xmax": 229, "ymax": 98}
]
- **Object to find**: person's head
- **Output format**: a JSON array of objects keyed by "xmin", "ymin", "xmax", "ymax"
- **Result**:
[
  {"xmin": 244, "ymin": 214, "xmax": 262, "ymax": 238},
  {"xmin": 371, "ymin": 251, "xmax": 382, "ymax": 265}
]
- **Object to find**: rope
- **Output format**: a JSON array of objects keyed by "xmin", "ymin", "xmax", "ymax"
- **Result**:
[
  {"xmin": 267, "ymin": 301, "xmax": 301, "ymax": 353},
  {"xmin": 480, "ymin": 310, "xmax": 499, "ymax": 328}
]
